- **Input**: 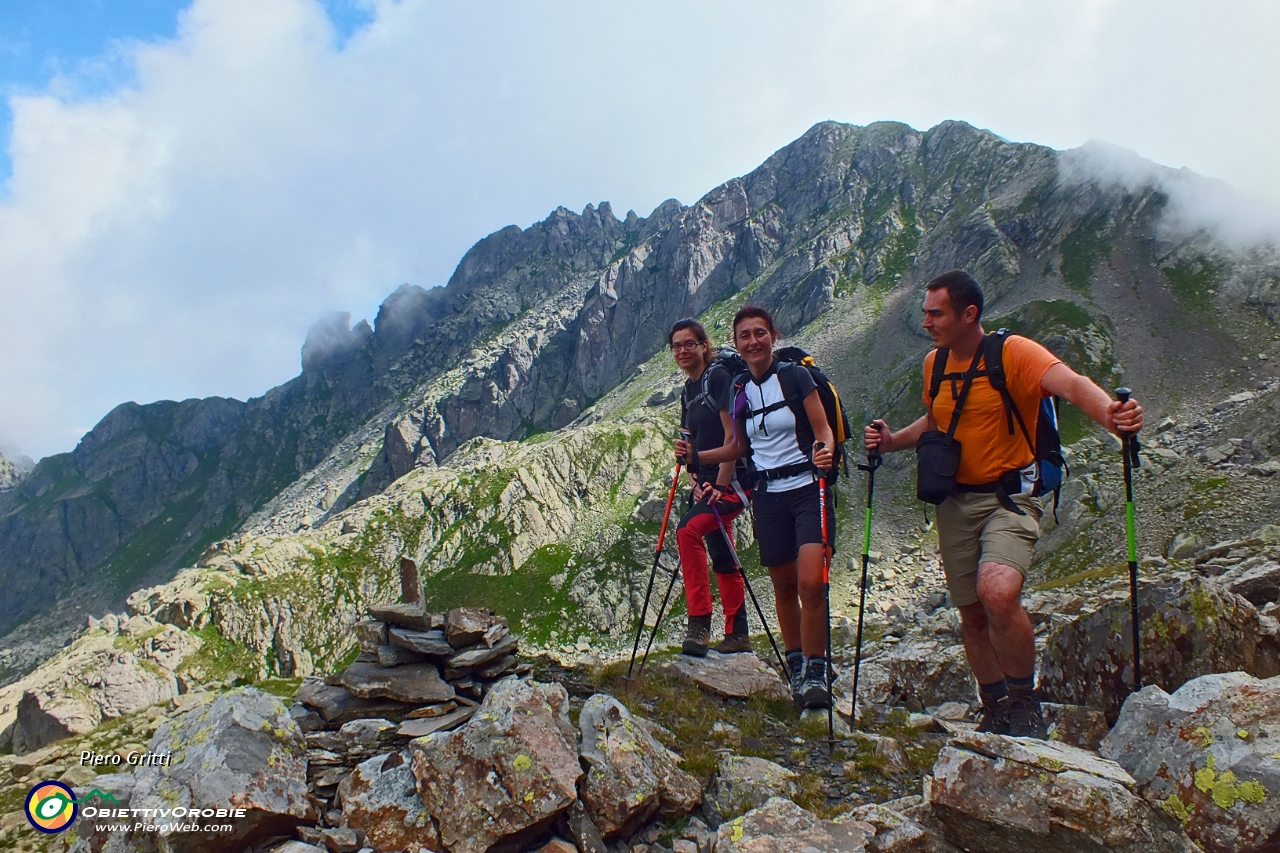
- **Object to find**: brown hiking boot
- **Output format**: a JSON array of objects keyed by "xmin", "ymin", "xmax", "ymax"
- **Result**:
[
  {"xmin": 681, "ymin": 615, "xmax": 711, "ymax": 657},
  {"xmin": 1008, "ymin": 691, "xmax": 1047, "ymax": 739},
  {"xmin": 711, "ymin": 633, "xmax": 752, "ymax": 654},
  {"xmin": 975, "ymin": 697, "xmax": 1011, "ymax": 735}
]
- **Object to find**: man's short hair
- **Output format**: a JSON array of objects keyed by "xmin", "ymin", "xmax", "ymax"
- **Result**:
[{"xmin": 927, "ymin": 270, "xmax": 984, "ymax": 320}]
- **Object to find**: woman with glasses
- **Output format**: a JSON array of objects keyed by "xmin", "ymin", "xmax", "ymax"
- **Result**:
[
  {"xmin": 726, "ymin": 305, "xmax": 835, "ymax": 708},
  {"xmin": 668, "ymin": 319, "xmax": 752, "ymax": 656}
]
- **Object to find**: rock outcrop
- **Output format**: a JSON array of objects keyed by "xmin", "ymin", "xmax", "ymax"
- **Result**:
[
  {"xmin": 1101, "ymin": 672, "xmax": 1280, "ymax": 853},
  {"xmin": 0, "ymin": 617, "xmax": 200, "ymax": 754},
  {"xmin": 409, "ymin": 677, "xmax": 582, "ymax": 853},
  {"xmin": 704, "ymin": 755, "xmax": 799, "ymax": 824},
  {"xmin": 925, "ymin": 731, "xmax": 1200, "ymax": 853},
  {"xmin": 130, "ymin": 687, "xmax": 314, "ymax": 853},
  {"xmin": 577, "ymin": 694, "xmax": 701, "ymax": 839},
  {"xmin": 1040, "ymin": 575, "xmax": 1280, "ymax": 722},
  {"xmin": 715, "ymin": 796, "xmax": 873, "ymax": 852}
]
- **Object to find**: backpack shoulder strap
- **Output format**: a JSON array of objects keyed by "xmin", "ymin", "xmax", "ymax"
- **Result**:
[
  {"xmin": 987, "ymin": 330, "xmax": 1036, "ymax": 453},
  {"xmin": 928, "ymin": 348, "xmax": 950, "ymax": 404}
]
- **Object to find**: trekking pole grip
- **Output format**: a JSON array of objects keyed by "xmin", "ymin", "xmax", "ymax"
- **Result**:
[{"xmin": 1114, "ymin": 387, "xmax": 1141, "ymax": 468}]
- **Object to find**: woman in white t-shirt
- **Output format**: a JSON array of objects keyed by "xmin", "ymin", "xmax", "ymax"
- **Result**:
[{"xmin": 726, "ymin": 305, "xmax": 836, "ymax": 708}]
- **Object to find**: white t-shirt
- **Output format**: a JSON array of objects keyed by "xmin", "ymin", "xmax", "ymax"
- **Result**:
[{"xmin": 737, "ymin": 362, "xmax": 818, "ymax": 493}]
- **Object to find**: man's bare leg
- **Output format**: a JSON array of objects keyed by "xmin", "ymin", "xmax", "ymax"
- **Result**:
[{"xmin": 974, "ymin": 561, "xmax": 1035, "ymax": 678}]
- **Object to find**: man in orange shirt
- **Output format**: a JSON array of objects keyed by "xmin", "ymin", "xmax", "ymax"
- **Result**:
[{"xmin": 864, "ymin": 270, "xmax": 1144, "ymax": 737}]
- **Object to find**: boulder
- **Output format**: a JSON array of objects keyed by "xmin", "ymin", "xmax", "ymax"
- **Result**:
[
  {"xmin": 578, "ymin": 693, "xmax": 701, "ymax": 839},
  {"xmin": 410, "ymin": 678, "xmax": 581, "ymax": 853},
  {"xmin": 130, "ymin": 687, "xmax": 314, "ymax": 853},
  {"xmin": 294, "ymin": 680, "xmax": 416, "ymax": 725},
  {"xmin": 66, "ymin": 772, "xmax": 146, "ymax": 853},
  {"xmin": 846, "ymin": 803, "xmax": 960, "ymax": 853},
  {"xmin": 1217, "ymin": 556, "xmax": 1280, "ymax": 606},
  {"xmin": 667, "ymin": 651, "xmax": 789, "ymax": 700},
  {"xmin": 832, "ymin": 662, "xmax": 892, "ymax": 712},
  {"xmin": 1040, "ymin": 576, "xmax": 1280, "ymax": 722},
  {"xmin": 1042, "ymin": 702, "xmax": 1110, "ymax": 751},
  {"xmin": 882, "ymin": 643, "xmax": 974, "ymax": 710},
  {"xmin": 715, "ymin": 797, "xmax": 873, "ymax": 852},
  {"xmin": 338, "ymin": 661, "xmax": 455, "ymax": 704},
  {"xmin": 705, "ymin": 755, "xmax": 799, "ymax": 824},
  {"xmin": 926, "ymin": 731, "xmax": 1199, "ymax": 853},
  {"xmin": 337, "ymin": 751, "xmax": 442, "ymax": 852},
  {"xmin": 1100, "ymin": 672, "xmax": 1280, "ymax": 853},
  {"xmin": 1167, "ymin": 533, "xmax": 1202, "ymax": 561}
]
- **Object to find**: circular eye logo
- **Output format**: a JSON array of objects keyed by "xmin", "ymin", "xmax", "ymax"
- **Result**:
[{"xmin": 25, "ymin": 781, "xmax": 77, "ymax": 833}]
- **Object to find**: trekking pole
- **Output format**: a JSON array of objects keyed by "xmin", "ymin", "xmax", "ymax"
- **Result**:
[
  {"xmin": 637, "ymin": 561, "xmax": 681, "ymax": 676},
  {"xmin": 816, "ymin": 442, "xmax": 835, "ymax": 755},
  {"xmin": 626, "ymin": 461, "xmax": 682, "ymax": 680},
  {"xmin": 710, "ymin": 500, "xmax": 788, "ymax": 674},
  {"xmin": 850, "ymin": 445, "xmax": 881, "ymax": 728},
  {"xmin": 1115, "ymin": 388, "xmax": 1143, "ymax": 692}
]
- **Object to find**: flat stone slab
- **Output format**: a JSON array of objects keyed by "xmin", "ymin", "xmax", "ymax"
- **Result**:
[
  {"xmin": 339, "ymin": 661, "xmax": 456, "ymax": 704},
  {"xmin": 949, "ymin": 729, "xmax": 1136, "ymax": 788},
  {"xmin": 368, "ymin": 603, "xmax": 434, "ymax": 631},
  {"xmin": 666, "ymin": 651, "xmax": 789, "ymax": 700},
  {"xmin": 445, "ymin": 607, "xmax": 491, "ymax": 647},
  {"xmin": 398, "ymin": 705, "xmax": 478, "ymax": 739},
  {"xmin": 389, "ymin": 627, "xmax": 453, "ymax": 656},
  {"xmin": 446, "ymin": 633, "xmax": 519, "ymax": 669},
  {"xmin": 296, "ymin": 680, "xmax": 417, "ymax": 725}
]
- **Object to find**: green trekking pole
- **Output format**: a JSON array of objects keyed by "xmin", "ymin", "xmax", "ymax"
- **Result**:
[
  {"xmin": 850, "ymin": 443, "xmax": 881, "ymax": 726},
  {"xmin": 1115, "ymin": 388, "xmax": 1142, "ymax": 691}
]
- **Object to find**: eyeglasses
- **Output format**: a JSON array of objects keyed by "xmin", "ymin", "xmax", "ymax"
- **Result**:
[{"xmin": 671, "ymin": 341, "xmax": 704, "ymax": 352}]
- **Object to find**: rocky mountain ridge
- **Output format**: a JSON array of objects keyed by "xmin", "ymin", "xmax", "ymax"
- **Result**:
[{"xmin": 4, "ymin": 117, "xmax": 1280, "ymax": 677}]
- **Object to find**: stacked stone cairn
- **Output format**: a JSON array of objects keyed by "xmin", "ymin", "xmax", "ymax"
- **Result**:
[{"xmin": 289, "ymin": 601, "xmax": 531, "ymax": 827}]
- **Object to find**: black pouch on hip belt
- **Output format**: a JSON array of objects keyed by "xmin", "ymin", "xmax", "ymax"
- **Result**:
[{"xmin": 915, "ymin": 351, "xmax": 982, "ymax": 505}]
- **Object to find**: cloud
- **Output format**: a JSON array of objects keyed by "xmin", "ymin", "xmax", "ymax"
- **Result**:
[
  {"xmin": 1061, "ymin": 139, "xmax": 1280, "ymax": 248},
  {"xmin": 2, "ymin": 0, "xmax": 1279, "ymax": 460}
]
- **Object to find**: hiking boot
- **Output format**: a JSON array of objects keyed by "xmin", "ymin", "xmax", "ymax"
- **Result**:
[
  {"xmin": 681, "ymin": 615, "xmax": 712, "ymax": 657},
  {"xmin": 975, "ymin": 697, "xmax": 1011, "ymax": 735},
  {"xmin": 799, "ymin": 657, "xmax": 833, "ymax": 710},
  {"xmin": 711, "ymin": 633, "xmax": 753, "ymax": 654},
  {"xmin": 788, "ymin": 655, "xmax": 805, "ymax": 703},
  {"xmin": 1008, "ymin": 692, "xmax": 1047, "ymax": 739}
]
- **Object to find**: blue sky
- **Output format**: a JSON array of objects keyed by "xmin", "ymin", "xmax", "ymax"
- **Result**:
[{"xmin": 1, "ymin": 1, "xmax": 1278, "ymax": 462}]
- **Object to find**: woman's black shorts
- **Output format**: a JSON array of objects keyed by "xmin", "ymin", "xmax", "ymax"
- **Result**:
[{"xmin": 751, "ymin": 480, "xmax": 836, "ymax": 567}]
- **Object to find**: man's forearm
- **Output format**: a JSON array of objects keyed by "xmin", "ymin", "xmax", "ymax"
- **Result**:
[{"xmin": 888, "ymin": 415, "xmax": 930, "ymax": 452}]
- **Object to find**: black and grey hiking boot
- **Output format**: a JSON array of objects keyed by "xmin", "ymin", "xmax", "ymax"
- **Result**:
[
  {"xmin": 681, "ymin": 615, "xmax": 712, "ymax": 657},
  {"xmin": 711, "ymin": 633, "xmax": 753, "ymax": 654},
  {"xmin": 975, "ymin": 697, "xmax": 1011, "ymax": 735},
  {"xmin": 1008, "ymin": 692, "xmax": 1047, "ymax": 739},
  {"xmin": 799, "ymin": 657, "xmax": 833, "ymax": 709},
  {"xmin": 787, "ymin": 653, "xmax": 805, "ymax": 703}
]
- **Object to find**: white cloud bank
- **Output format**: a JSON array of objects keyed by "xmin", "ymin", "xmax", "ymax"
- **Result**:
[{"xmin": 2, "ymin": 0, "xmax": 1279, "ymax": 460}]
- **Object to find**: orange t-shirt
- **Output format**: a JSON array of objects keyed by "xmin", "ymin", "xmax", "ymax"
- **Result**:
[{"xmin": 921, "ymin": 334, "xmax": 1061, "ymax": 485}]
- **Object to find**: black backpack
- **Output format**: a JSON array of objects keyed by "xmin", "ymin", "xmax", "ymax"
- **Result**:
[
  {"xmin": 681, "ymin": 346, "xmax": 753, "ymax": 487},
  {"xmin": 929, "ymin": 330, "xmax": 1068, "ymax": 515},
  {"xmin": 732, "ymin": 346, "xmax": 852, "ymax": 486}
]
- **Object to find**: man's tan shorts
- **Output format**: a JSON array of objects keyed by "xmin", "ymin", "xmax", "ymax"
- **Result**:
[{"xmin": 935, "ymin": 491, "xmax": 1043, "ymax": 607}]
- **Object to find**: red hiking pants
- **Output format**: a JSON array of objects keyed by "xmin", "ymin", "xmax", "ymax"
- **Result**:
[{"xmin": 676, "ymin": 497, "xmax": 747, "ymax": 636}]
